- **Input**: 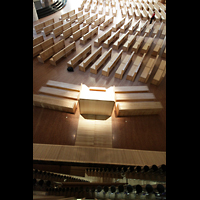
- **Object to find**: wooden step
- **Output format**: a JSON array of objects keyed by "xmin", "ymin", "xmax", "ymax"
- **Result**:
[
  {"xmin": 46, "ymin": 80, "xmax": 81, "ymax": 92},
  {"xmin": 114, "ymin": 85, "xmax": 149, "ymax": 93},
  {"xmin": 39, "ymin": 87, "xmax": 80, "ymax": 100},
  {"xmin": 115, "ymin": 93, "xmax": 156, "ymax": 102},
  {"xmin": 33, "ymin": 94, "xmax": 77, "ymax": 113},
  {"xmin": 116, "ymin": 101, "xmax": 163, "ymax": 116}
]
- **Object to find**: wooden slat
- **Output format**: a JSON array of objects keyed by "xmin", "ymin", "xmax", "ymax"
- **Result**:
[
  {"xmin": 33, "ymin": 143, "xmax": 166, "ymax": 166},
  {"xmin": 116, "ymin": 101, "xmax": 163, "ymax": 116},
  {"xmin": 46, "ymin": 80, "xmax": 81, "ymax": 92},
  {"xmin": 33, "ymin": 94, "xmax": 77, "ymax": 113},
  {"xmin": 75, "ymin": 115, "xmax": 112, "ymax": 148},
  {"xmin": 114, "ymin": 85, "xmax": 149, "ymax": 93},
  {"xmin": 115, "ymin": 92, "xmax": 156, "ymax": 102},
  {"xmin": 38, "ymin": 86, "xmax": 80, "ymax": 100}
]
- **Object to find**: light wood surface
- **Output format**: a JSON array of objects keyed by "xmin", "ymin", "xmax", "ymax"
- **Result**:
[
  {"xmin": 33, "ymin": 37, "xmax": 54, "ymax": 57},
  {"xmin": 114, "ymin": 85, "xmax": 149, "ymax": 93},
  {"xmin": 33, "ymin": 143, "xmax": 166, "ymax": 166},
  {"xmin": 38, "ymin": 86, "xmax": 80, "ymax": 100},
  {"xmin": 151, "ymin": 59, "xmax": 166, "ymax": 86},
  {"xmin": 49, "ymin": 41, "xmax": 76, "ymax": 66},
  {"xmin": 37, "ymin": 39, "xmax": 65, "ymax": 63},
  {"xmin": 83, "ymin": 13, "xmax": 98, "ymax": 26},
  {"xmin": 123, "ymin": 32, "xmax": 138, "ymax": 52},
  {"xmin": 116, "ymin": 101, "xmax": 163, "ymax": 116},
  {"xmin": 120, "ymin": 18, "xmax": 132, "ymax": 33},
  {"xmin": 67, "ymin": 44, "xmax": 92, "ymax": 68},
  {"xmin": 46, "ymin": 80, "xmax": 81, "ymax": 92},
  {"xmin": 139, "ymin": 54, "xmax": 159, "ymax": 83},
  {"xmin": 100, "ymin": 16, "xmax": 114, "ymax": 31},
  {"xmin": 60, "ymin": 23, "xmax": 80, "ymax": 40},
  {"xmin": 79, "ymin": 46, "xmax": 102, "ymax": 72},
  {"xmin": 102, "ymin": 50, "xmax": 123, "ymax": 77},
  {"xmin": 78, "ymin": 84, "xmax": 115, "ymax": 116},
  {"xmin": 69, "ymin": 24, "xmax": 89, "ymax": 42},
  {"xmin": 128, "ymin": 18, "xmax": 141, "ymax": 34},
  {"xmin": 103, "ymin": 29, "xmax": 120, "ymax": 48},
  {"xmin": 144, "ymin": 21, "xmax": 156, "ymax": 36},
  {"xmin": 115, "ymin": 92, "xmax": 156, "ymax": 102},
  {"xmin": 34, "ymin": 18, "xmax": 54, "ymax": 34},
  {"xmin": 152, "ymin": 22, "xmax": 163, "ymax": 37},
  {"xmin": 75, "ymin": 115, "xmax": 112, "ymax": 148},
  {"xmin": 80, "ymin": 26, "xmax": 98, "ymax": 45},
  {"xmin": 131, "ymin": 33, "xmax": 146, "ymax": 53},
  {"xmin": 140, "ymin": 35, "xmax": 156, "ymax": 54},
  {"xmin": 51, "ymin": 21, "xmax": 71, "ymax": 39},
  {"xmin": 94, "ymin": 28, "xmax": 112, "ymax": 47},
  {"xmin": 152, "ymin": 38, "xmax": 164, "ymax": 56},
  {"xmin": 126, "ymin": 53, "xmax": 146, "ymax": 81},
  {"xmin": 33, "ymin": 35, "xmax": 44, "ymax": 47},
  {"xmin": 115, "ymin": 51, "xmax": 135, "ymax": 79},
  {"xmin": 90, "ymin": 48, "xmax": 112, "ymax": 74},
  {"xmin": 91, "ymin": 14, "xmax": 105, "ymax": 29},
  {"xmin": 160, "ymin": 25, "xmax": 166, "ymax": 39},
  {"xmin": 113, "ymin": 32, "xmax": 129, "ymax": 50},
  {"xmin": 76, "ymin": 12, "xmax": 90, "ymax": 24},
  {"xmin": 136, "ymin": 20, "xmax": 148, "ymax": 35},
  {"xmin": 59, "ymin": 9, "xmax": 75, "ymax": 21},
  {"xmin": 112, "ymin": 17, "xmax": 125, "ymax": 32},
  {"xmin": 33, "ymin": 94, "xmax": 77, "ymax": 113},
  {"xmin": 41, "ymin": 20, "xmax": 63, "ymax": 37}
]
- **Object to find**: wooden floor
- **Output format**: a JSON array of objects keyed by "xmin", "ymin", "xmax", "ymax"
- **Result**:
[
  {"xmin": 33, "ymin": 0, "xmax": 166, "ymax": 160},
  {"xmin": 75, "ymin": 115, "xmax": 113, "ymax": 148}
]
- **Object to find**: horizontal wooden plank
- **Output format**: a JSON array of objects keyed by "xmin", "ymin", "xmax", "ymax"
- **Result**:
[
  {"xmin": 115, "ymin": 92, "xmax": 156, "ymax": 102},
  {"xmin": 38, "ymin": 86, "xmax": 80, "ymax": 100},
  {"xmin": 33, "ymin": 94, "xmax": 77, "ymax": 113},
  {"xmin": 115, "ymin": 85, "xmax": 149, "ymax": 93},
  {"xmin": 116, "ymin": 101, "xmax": 163, "ymax": 116},
  {"xmin": 33, "ymin": 143, "xmax": 166, "ymax": 166},
  {"xmin": 46, "ymin": 80, "xmax": 81, "ymax": 92}
]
